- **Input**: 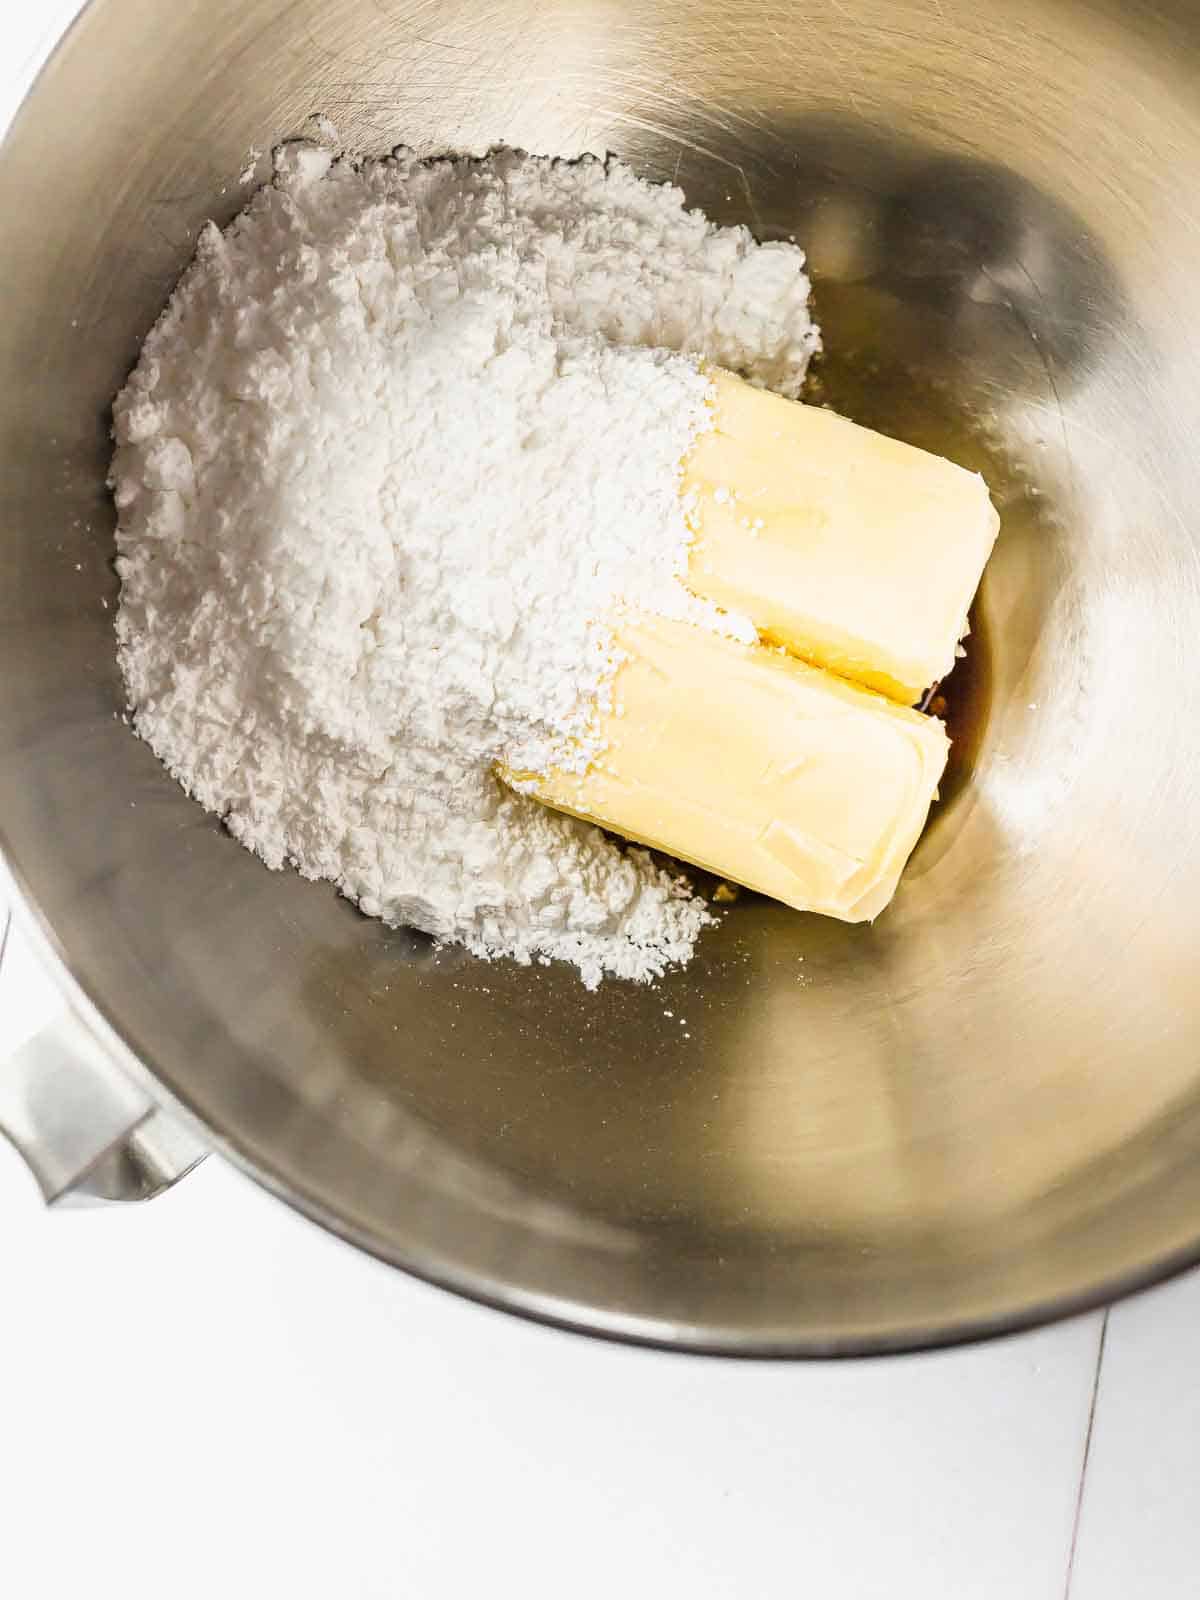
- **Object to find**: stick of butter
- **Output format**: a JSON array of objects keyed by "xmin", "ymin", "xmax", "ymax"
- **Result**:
[
  {"xmin": 507, "ymin": 617, "xmax": 949, "ymax": 922},
  {"xmin": 684, "ymin": 371, "xmax": 1000, "ymax": 705}
]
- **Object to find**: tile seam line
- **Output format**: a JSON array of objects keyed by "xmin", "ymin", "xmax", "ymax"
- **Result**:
[{"xmin": 1064, "ymin": 1308, "xmax": 1109, "ymax": 1600}]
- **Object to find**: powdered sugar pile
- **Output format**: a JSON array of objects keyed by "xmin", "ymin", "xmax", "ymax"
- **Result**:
[{"xmin": 111, "ymin": 141, "xmax": 819, "ymax": 987}]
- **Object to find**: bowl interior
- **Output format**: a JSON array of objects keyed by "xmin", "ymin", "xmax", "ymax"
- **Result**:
[{"xmin": 4, "ymin": 0, "xmax": 1200, "ymax": 1352}]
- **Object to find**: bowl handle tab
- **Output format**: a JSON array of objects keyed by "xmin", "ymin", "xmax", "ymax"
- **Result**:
[{"xmin": 0, "ymin": 1006, "xmax": 207, "ymax": 1206}]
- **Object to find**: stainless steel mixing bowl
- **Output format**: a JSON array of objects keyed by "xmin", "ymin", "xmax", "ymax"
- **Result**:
[{"xmin": 3, "ymin": 0, "xmax": 1200, "ymax": 1355}]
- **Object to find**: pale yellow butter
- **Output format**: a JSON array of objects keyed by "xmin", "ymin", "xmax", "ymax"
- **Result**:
[
  {"xmin": 510, "ymin": 616, "xmax": 949, "ymax": 922},
  {"xmin": 683, "ymin": 371, "xmax": 1000, "ymax": 705}
]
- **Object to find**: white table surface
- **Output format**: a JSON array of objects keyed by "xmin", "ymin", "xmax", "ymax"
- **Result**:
[{"xmin": 2, "ymin": 8, "xmax": 1196, "ymax": 1596}]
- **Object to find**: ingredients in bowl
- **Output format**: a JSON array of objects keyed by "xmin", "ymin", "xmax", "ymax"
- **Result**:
[{"xmin": 110, "ymin": 138, "xmax": 996, "ymax": 987}]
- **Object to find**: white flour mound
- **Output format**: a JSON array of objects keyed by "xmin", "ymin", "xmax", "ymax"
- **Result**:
[{"xmin": 111, "ymin": 141, "xmax": 820, "ymax": 988}]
